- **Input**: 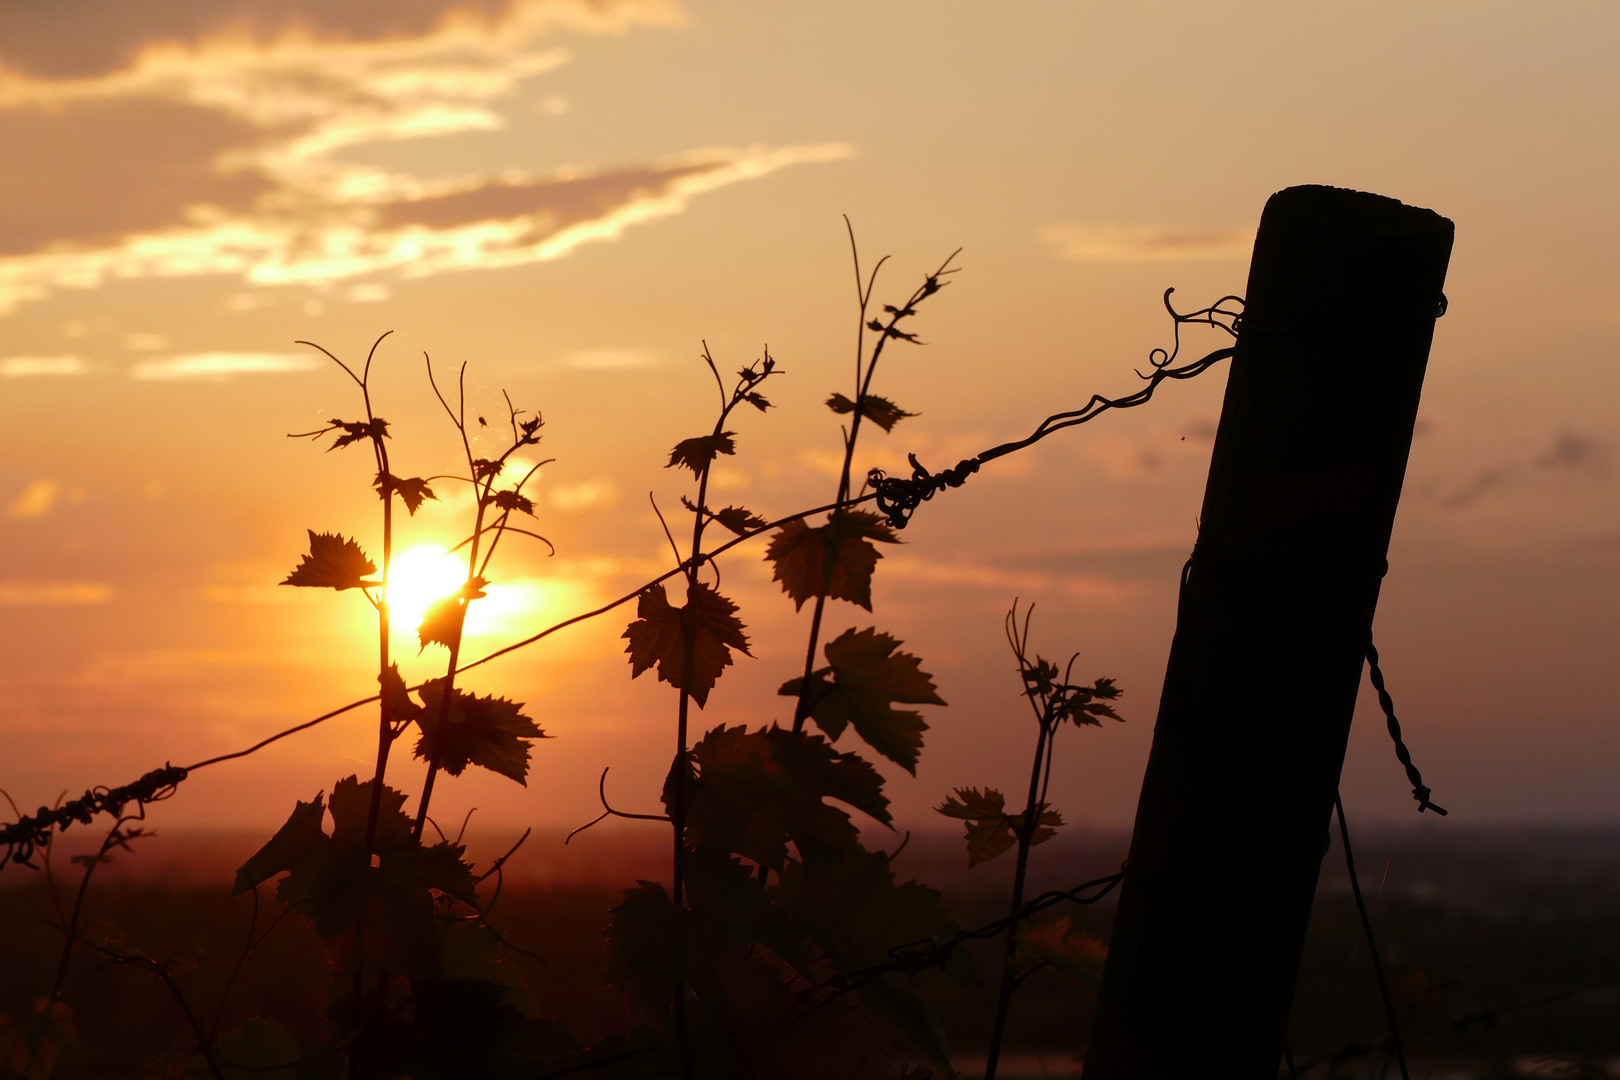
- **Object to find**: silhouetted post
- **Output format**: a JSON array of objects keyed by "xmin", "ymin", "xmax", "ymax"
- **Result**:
[{"xmin": 1083, "ymin": 186, "xmax": 1453, "ymax": 1079}]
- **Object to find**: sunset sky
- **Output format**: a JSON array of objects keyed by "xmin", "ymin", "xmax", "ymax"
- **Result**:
[{"xmin": 1, "ymin": 0, "xmax": 1616, "ymax": 852}]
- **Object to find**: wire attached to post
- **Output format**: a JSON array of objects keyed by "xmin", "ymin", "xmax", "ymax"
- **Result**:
[
  {"xmin": 1335, "ymin": 791, "xmax": 1411, "ymax": 1080},
  {"xmin": 1366, "ymin": 639, "xmax": 1446, "ymax": 816}
]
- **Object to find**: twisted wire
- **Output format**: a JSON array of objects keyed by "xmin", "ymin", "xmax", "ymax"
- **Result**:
[
  {"xmin": 800, "ymin": 870, "xmax": 1123, "ymax": 1017},
  {"xmin": 870, "ymin": 289, "xmax": 1239, "ymax": 529},
  {"xmin": 1366, "ymin": 640, "xmax": 1446, "ymax": 816},
  {"xmin": 0, "ymin": 765, "xmax": 187, "ymax": 869}
]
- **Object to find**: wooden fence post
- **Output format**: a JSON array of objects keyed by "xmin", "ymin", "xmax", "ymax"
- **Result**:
[{"xmin": 1082, "ymin": 185, "xmax": 1454, "ymax": 1079}]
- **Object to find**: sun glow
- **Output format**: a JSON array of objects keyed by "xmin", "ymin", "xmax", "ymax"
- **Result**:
[
  {"xmin": 384, "ymin": 545, "xmax": 467, "ymax": 642},
  {"xmin": 381, "ymin": 544, "xmax": 576, "ymax": 649}
]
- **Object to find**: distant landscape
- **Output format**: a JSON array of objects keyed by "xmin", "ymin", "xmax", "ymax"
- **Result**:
[{"xmin": 5, "ymin": 825, "xmax": 1616, "ymax": 1079}]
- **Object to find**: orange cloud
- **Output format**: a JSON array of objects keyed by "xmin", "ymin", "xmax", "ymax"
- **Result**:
[
  {"xmin": 1039, "ymin": 224, "xmax": 1254, "ymax": 262},
  {"xmin": 0, "ymin": 0, "xmax": 853, "ymax": 314}
]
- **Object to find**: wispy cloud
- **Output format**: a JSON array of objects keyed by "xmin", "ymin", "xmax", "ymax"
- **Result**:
[
  {"xmin": 0, "ymin": 1, "xmax": 854, "ymax": 314},
  {"xmin": 564, "ymin": 348, "xmax": 661, "ymax": 370},
  {"xmin": 0, "ymin": 355, "xmax": 85, "ymax": 377},
  {"xmin": 0, "ymin": 580, "xmax": 111, "ymax": 606},
  {"xmin": 879, "ymin": 556, "xmax": 1138, "ymax": 606},
  {"xmin": 1039, "ymin": 224, "xmax": 1254, "ymax": 263},
  {"xmin": 131, "ymin": 352, "xmax": 322, "ymax": 380},
  {"xmin": 1442, "ymin": 430, "xmax": 1611, "ymax": 509},
  {"xmin": 549, "ymin": 476, "xmax": 621, "ymax": 510}
]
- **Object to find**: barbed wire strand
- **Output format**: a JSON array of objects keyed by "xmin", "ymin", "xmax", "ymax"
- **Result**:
[
  {"xmin": 1335, "ymin": 791, "xmax": 1411, "ymax": 1080},
  {"xmin": 868, "ymin": 289, "xmax": 1240, "ymax": 529},
  {"xmin": 0, "ymin": 292, "xmax": 1239, "ymax": 866},
  {"xmin": 1366, "ymin": 639, "xmax": 1446, "ymax": 815},
  {"xmin": 796, "ymin": 871, "xmax": 1124, "ymax": 1022},
  {"xmin": 1285, "ymin": 973, "xmax": 1620, "ymax": 1076}
]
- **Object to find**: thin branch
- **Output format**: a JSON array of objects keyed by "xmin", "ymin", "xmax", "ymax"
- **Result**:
[{"xmin": 566, "ymin": 769, "xmax": 671, "ymax": 844}]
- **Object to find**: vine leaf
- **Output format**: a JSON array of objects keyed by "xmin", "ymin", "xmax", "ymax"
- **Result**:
[
  {"xmin": 935, "ymin": 787, "xmax": 1062, "ymax": 867},
  {"xmin": 418, "ymin": 578, "xmax": 487, "ymax": 652},
  {"xmin": 764, "ymin": 511, "xmax": 898, "ymax": 612},
  {"xmin": 491, "ymin": 489, "xmax": 535, "ymax": 516},
  {"xmin": 280, "ymin": 531, "xmax": 378, "ymax": 590},
  {"xmin": 623, "ymin": 582, "xmax": 751, "ymax": 707},
  {"xmin": 679, "ymin": 498, "xmax": 767, "ymax": 537},
  {"xmin": 232, "ymin": 795, "xmax": 328, "ymax": 895},
  {"xmin": 669, "ymin": 726, "xmax": 889, "ymax": 870},
  {"xmin": 0, "ymin": 998, "xmax": 76, "ymax": 1080},
  {"xmin": 1018, "ymin": 916, "xmax": 1107, "ymax": 993},
  {"xmin": 233, "ymin": 777, "xmax": 476, "ymax": 970},
  {"xmin": 779, "ymin": 628, "xmax": 944, "ymax": 774},
  {"xmin": 380, "ymin": 663, "xmax": 422, "ymax": 729},
  {"xmin": 374, "ymin": 472, "xmax": 437, "ymax": 516},
  {"xmin": 826, "ymin": 392, "xmax": 917, "ymax": 433},
  {"xmin": 742, "ymin": 392, "xmax": 772, "ymax": 412},
  {"xmin": 603, "ymin": 881, "xmax": 685, "ymax": 1021},
  {"xmin": 711, "ymin": 505, "xmax": 768, "ymax": 536},
  {"xmin": 323, "ymin": 418, "xmax": 389, "ymax": 451},
  {"xmin": 413, "ymin": 679, "xmax": 547, "ymax": 785},
  {"xmin": 667, "ymin": 432, "xmax": 736, "ymax": 475}
]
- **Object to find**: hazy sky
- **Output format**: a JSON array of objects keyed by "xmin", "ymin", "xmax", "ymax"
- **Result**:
[{"xmin": 1, "ymin": 1, "xmax": 1616, "ymax": 846}]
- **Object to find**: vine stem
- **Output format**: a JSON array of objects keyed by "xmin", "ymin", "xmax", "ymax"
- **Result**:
[
  {"xmin": 29, "ymin": 813, "xmax": 142, "ymax": 1077},
  {"xmin": 414, "ymin": 358, "xmax": 489, "ymax": 842},
  {"xmin": 984, "ymin": 724, "xmax": 1049, "ymax": 1080},
  {"xmin": 792, "ymin": 236, "xmax": 958, "ymax": 734}
]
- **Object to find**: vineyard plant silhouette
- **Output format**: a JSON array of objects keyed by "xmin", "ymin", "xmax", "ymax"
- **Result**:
[{"xmin": 0, "ymin": 230, "xmax": 1242, "ymax": 1080}]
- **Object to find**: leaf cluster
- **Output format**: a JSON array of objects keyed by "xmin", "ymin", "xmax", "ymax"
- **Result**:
[
  {"xmin": 606, "ymin": 725, "xmax": 973, "ymax": 1074},
  {"xmin": 1020, "ymin": 661, "xmax": 1122, "ymax": 728},
  {"xmin": 935, "ymin": 787, "xmax": 1062, "ymax": 867}
]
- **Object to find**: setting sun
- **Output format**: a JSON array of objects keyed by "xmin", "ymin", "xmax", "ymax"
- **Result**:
[{"xmin": 385, "ymin": 544, "xmax": 467, "ymax": 643}]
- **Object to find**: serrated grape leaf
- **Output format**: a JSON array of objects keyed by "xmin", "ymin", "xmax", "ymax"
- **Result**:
[
  {"xmin": 491, "ymin": 489, "xmax": 535, "ymax": 516},
  {"xmin": 765, "ymin": 727, "xmax": 891, "ymax": 827},
  {"xmin": 742, "ymin": 392, "xmax": 771, "ymax": 412},
  {"xmin": 603, "ymin": 881, "xmax": 685, "ymax": 1021},
  {"xmin": 327, "ymin": 773, "xmax": 411, "ymax": 850},
  {"xmin": 667, "ymin": 432, "xmax": 736, "ymax": 475},
  {"xmin": 764, "ymin": 511, "xmax": 898, "ymax": 612},
  {"xmin": 711, "ymin": 505, "xmax": 768, "ymax": 536},
  {"xmin": 622, "ymin": 582, "xmax": 751, "ymax": 707},
  {"xmin": 413, "ymin": 679, "xmax": 546, "ymax": 785},
  {"xmin": 1018, "ymin": 916, "xmax": 1106, "ymax": 993},
  {"xmin": 233, "ymin": 777, "xmax": 476, "ymax": 972},
  {"xmin": 380, "ymin": 663, "xmax": 422, "ymax": 729},
  {"xmin": 1058, "ymin": 675, "xmax": 1124, "ymax": 727},
  {"xmin": 373, "ymin": 472, "xmax": 437, "ymax": 516},
  {"xmin": 321, "ymin": 418, "xmax": 389, "ymax": 451},
  {"xmin": 935, "ymin": 787, "xmax": 1062, "ymax": 867},
  {"xmin": 667, "ymin": 726, "xmax": 878, "ymax": 870},
  {"xmin": 417, "ymin": 577, "xmax": 487, "ymax": 651},
  {"xmin": 410, "ymin": 838, "xmax": 480, "ymax": 906},
  {"xmin": 825, "ymin": 392, "xmax": 918, "ymax": 433},
  {"xmin": 233, "ymin": 795, "xmax": 327, "ymax": 895},
  {"xmin": 780, "ymin": 628, "xmax": 943, "ymax": 773},
  {"xmin": 281, "ymin": 531, "xmax": 379, "ymax": 590}
]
